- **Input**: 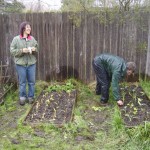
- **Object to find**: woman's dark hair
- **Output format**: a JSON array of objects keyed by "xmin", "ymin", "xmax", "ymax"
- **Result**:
[{"xmin": 19, "ymin": 21, "xmax": 31, "ymax": 36}]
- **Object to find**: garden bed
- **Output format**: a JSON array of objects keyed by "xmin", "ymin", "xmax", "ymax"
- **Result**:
[
  {"xmin": 24, "ymin": 82, "xmax": 77, "ymax": 126},
  {"xmin": 120, "ymin": 83, "xmax": 150, "ymax": 127}
]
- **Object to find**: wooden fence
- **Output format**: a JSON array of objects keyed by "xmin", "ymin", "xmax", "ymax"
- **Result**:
[{"xmin": 0, "ymin": 12, "xmax": 149, "ymax": 83}]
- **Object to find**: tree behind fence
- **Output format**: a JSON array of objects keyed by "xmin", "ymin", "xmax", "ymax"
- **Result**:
[{"xmin": 0, "ymin": 12, "xmax": 149, "ymax": 83}]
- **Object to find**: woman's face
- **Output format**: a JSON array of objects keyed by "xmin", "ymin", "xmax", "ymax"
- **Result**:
[{"xmin": 24, "ymin": 24, "xmax": 31, "ymax": 35}]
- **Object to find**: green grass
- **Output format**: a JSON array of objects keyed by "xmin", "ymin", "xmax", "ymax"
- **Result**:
[
  {"xmin": 0, "ymin": 79, "xmax": 150, "ymax": 150},
  {"xmin": 140, "ymin": 79, "xmax": 150, "ymax": 98}
]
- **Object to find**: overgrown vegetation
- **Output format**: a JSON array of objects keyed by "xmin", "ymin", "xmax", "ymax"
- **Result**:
[
  {"xmin": 0, "ymin": 0, "xmax": 25, "ymax": 13},
  {"xmin": 45, "ymin": 80, "xmax": 75, "ymax": 93},
  {"xmin": 61, "ymin": 0, "xmax": 150, "ymax": 27},
  {"xmin": 0, "ymin": 79, "xmax": 150, "ymax": 149}
]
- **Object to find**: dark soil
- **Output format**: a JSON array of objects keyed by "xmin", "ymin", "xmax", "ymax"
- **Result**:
[
  {"xmin": 25, "ymin": 90, "xmax": 77, "ymax": 126},
  {"xmin": 120, "ymin": 84, "xmax": 150, "ymax": 127}
]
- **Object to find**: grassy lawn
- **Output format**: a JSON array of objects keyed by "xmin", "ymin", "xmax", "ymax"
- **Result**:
[{"xmin": 0, "ymin": 79, "xmax": 150, "ymax": 150}]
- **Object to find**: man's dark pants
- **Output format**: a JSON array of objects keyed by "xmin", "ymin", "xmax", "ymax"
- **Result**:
[{"xmin": 92, "ymin": 60, "xmax": 111, "ymax": 103}]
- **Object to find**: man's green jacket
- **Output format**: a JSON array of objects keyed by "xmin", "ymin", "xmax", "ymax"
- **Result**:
[
  {"xmin": 94, "ymin": 53, "xmax": 126, "ymax": 101},
  {"xmin": 10, "ymin": 35, "xmax": 38, "ymax": 66}
]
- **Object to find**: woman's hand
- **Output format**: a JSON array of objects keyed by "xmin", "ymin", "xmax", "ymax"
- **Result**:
[
  {"xmin": 22, "ymin": 48, "xmax": 29, "ymax": 53},
  {"xmin": 31, "ymin": 47, "xmax": 36, "ymax": 51}
]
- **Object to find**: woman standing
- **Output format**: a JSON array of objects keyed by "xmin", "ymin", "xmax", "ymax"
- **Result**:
[{"xmin": 10, "ymin": 22, "xmax": 38, "ymax": 105}]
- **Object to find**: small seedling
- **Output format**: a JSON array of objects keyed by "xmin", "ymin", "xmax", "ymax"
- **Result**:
[
  {"xmin": 36, "ymin": 102, "xmax": 40, "ymax": 112},
  {"xmin": 137, "ymin": 98, "xmax": 142, "ymax": 105},
  {"xmin": 122, "ymin": 90, "xmax": 126, "ymax": 102},
  {"xmin": 92, "ymin": 106, "xmax": 106, "ymax": 111},
  {"xmin": 125, "ymin": 114, "xmax": 132, "ymax": 122},
  {"xmin": 133, "ymin": 107, "xmax": 138, "ymax": 115},
  {"xmin": 42, "ymin": 112, "xmax": 45, "ymax": 119},
  {"xmin": 45, "ymin": 99, "xmax": 50, "ymax": 106},
  {"xmin": 122, "ymin": 106, "xmax": 127, "ymax": 113},
  {"xmin": 50, "ymin": 95, "xmax": 54, "ymax": 100},
  {"xmin": 53, "ymin": 108, "xmax": 56, "ymax": 120},
  {"xmin": 132, "ymin": 89, "xmax": 137, "ymax": 103}
]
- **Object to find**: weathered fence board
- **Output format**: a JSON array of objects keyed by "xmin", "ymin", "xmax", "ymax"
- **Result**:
[
  {"xmin": 0, "ymin": 12, "xmax": 149, "ymax": 83},
  {"xmin": 146, "ymin": 15, "xmax": 150, "ymax": 77}
]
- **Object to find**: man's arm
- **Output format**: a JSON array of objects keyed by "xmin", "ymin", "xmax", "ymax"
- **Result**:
[{"xmin": 111, "ymin": 71, "xmax": 123, "ymax": 105}]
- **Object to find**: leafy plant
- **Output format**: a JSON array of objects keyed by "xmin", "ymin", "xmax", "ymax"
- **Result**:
[
  {"xmin": 125, "ymin": 113, "xmax": 132, "ymax": 122},
  {"xmin": 132, "ymin": 88, "xmax": 137, "ymax": 103},
  {"xmin": 133, "ymin": 107, "xmax": 138, "ymax": 115},
  {"xmin": 121, "ymin": 89, "xmax": 126, "ymax": 102},
  {"xmin": 92, "ymin": 106, "xmax": 106, "ymax": 112},
  {"xmin": 44, "ymin": 80, "xmax": 75, "ymax": 93},
  {"xmin": 137, "ymin": 98, "xmax": 142, "ymax": 105}
]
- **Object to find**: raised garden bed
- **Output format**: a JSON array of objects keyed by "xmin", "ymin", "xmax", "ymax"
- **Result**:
[
  {"xmin": 120, "ymin": 83, "xmax": 150, "ymax": 127},
  {"xmin": 24, "ymin": 81, "xmax": 77, "ymax": 126}
]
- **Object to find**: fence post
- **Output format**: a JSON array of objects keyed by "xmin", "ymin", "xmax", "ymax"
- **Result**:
[{"xmin": 146, "ymin": 16, "xmax": 150, "ymax": 77}]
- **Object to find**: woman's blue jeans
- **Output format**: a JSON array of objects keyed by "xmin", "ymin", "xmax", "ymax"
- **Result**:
[{"xmin": 16, "ymin": 64, "xmax": 36, "ymax": 99}]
